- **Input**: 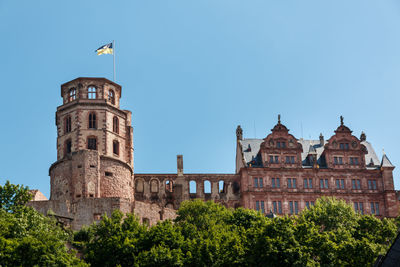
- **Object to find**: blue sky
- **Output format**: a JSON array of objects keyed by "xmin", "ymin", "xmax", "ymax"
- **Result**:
[{"xmin": 0, "ymin": 0, "xmax": 399, "ymax": 197}]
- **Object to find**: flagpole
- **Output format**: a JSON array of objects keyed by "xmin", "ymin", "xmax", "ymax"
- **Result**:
[{"xmin": 113, "ymin": 40, "xmax": 116, "ymax": 81}]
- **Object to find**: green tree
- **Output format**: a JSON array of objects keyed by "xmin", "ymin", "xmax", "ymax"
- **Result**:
[{"xmin": 0, "ymin": 181, "xmax": 87, "ymax": 266}]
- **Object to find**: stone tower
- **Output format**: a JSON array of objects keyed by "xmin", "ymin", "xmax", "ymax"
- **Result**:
[{"xmin": 49, "ymin": 77, "xmax": 134, "ymax": 202}]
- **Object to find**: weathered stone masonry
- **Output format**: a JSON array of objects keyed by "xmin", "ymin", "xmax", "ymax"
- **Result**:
[{"xmin": 29, "ymin": 78, "xmax": 398, "ymax": 230}]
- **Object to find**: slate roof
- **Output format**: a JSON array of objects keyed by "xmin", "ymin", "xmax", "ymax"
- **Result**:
[
  {"xmin": 381, "ymin": 154, "xmax": 395, "ymax": 168},
  {"xmin": 239, "ymin": 138, "xmax": 383, "ymax": 169}
]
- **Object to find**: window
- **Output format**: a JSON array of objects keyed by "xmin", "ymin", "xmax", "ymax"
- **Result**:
[
  {"xmin": 277, "ymin": 142, "xmax": 281, "ymax": 148},
  {"xmin": 368, "ymin": 180, "xmax": 377, "ymax": 190},
  {"xmin": 285, "ymin": 156, "xmax": 295, "ymax": 164},
  {"xmin": 204, "ymin": 180, "xmax": 211, "ymax": 194},
  {"xmin": 189, "ymin": 181, "xmax": 196, "ymax": 194},
  {"xmin": 350, "ymin": 157, "xmax": 359, "ymax": 165},
  {"xmin": 256, "ymin": 201, "xmax": 265, "ymax": 214},
  {"xmin": 254, "ymin": 178, "xmax": 258, "ymax": 188},
  {"xmin": 87, "ymin": 137, "xmax": 97, "ymax": 150},
  {"xmin": 65, "ymin": 116, "xmax": 72, "ymax": 133},
  {"xmin": 65, "ymin": 139, "xmax": 72, "ymax": 155},
  {"xmin": 108, "ymin": 89, "xmax": 115, "ymax": 104},
  {"xmin": 289, "ymin": 201, "xmax": 299, "ymax": 215},
  {"xmin": 88, "ymin": 86, "xmax": 97, "ymax": 99},
  {"xmin": 68, "ymin": 88, "xmax": 76, "ymax": 102},
  {"xmin": 113, "ymin": 116, "xmax": 119, "ymax": 133},
  {"xmin": 113, "ymin": 140, "xmax": 119, "ymax": 155},
  {"xmin": 320, "ymin": 179, "xmax": 328, "ymax": 189},
  {"xmin": 354, "ymin": 202, "xmax": 364, "ymax": 214},
  {"xmin": 272, "ymin": 178, "xmax": 280, "ymax": 188},
  {"xmin": 88, "ymin": 112, "xmax": 97, "ymax": 129},
  {"xmin": 305, "ymin": 201, "xmax": 314, "ymax": 209},
  {"xmin": 275, "ymin": 156, "xmax": 279, "ymax": 163},
  {"xmin": 304, "ymin": 178, "xmax": 312, "ymax": 189},
  {"xmin": 334, "ymin": 156, "xmax": 343, "ymax": 165},
  {"xmin": 287, "ymin": 178, "xmax": 296, "ymax": 189},
  {"xmin": 336, "ymin": 179, "xmax": 345, "ymax": 189},
  {"xmin": 340, "ymin": 143, "xmax": 349, "ymax": 150},
  {"xmin": 370, "ymin": 202, "xmax": 380, "ymax": 215},
  {"xmin": 273, "ymin": 201, "xmax": 282, "ymax": 214},
  {"xmin": 165, "ymin": 180, "xmax": 173, "ymax": 192},
  {"xmin": 352, "ymin": 179, "xmax": 361, "ymax": 189},
  {"xmin": 259, "ymin": 178, "xmax": 263, "ymax": 188},
  {"xmin": 269, "ymin": 156, "xmax": 274, "ymax": 163}
]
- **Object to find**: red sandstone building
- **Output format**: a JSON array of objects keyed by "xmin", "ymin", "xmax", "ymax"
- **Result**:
[{"xmin": 29, "ymin": 78, "xmax": 398, "ymax": 229}]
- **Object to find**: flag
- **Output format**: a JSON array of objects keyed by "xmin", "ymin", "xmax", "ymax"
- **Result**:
[{"xmin": 95, "ymin": 43, "xmax": 113, "ymax": 55}]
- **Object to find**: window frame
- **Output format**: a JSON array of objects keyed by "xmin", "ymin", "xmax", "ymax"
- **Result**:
[{"xmin": 88, "ymin": 86, "xmax": 97, "ymax": 99}]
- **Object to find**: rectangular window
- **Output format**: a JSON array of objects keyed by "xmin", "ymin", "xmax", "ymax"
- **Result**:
[
  {"xmin": 340, "ymin": 179, "xmax": 344, "ymax": 189},
  {"xmin": 87, "ymin": 137, "xmax": 97, "ymax": 150},
  {"xmin": 276, "ymin": 178, "xmax": 280, "ymax": 188},
  {"xmin": 293, "ymin": 178, "xmax": 296, "ymax": 188},
  {"xmin": 345, "ymin": 143, "xmax": 349, "ymax": 150},
  {"xmin": 375, "ymin": 203, "xmax": 379, "ymax": 215},
  {"xmin": 259, "ymin": 178, "xmax": 263, "ymax": 188},
  {"xmin": 339, "ymin": 157, "xmax": 343, "ymax": 164},
  {"xmin": 277, "ymin": 142, "xmax": 281, "ymax": 148},
  {"xmin": 368, "ymin": 180, "xmax": 372, "ymax": 189},
  {"xmin": 256, "ymin": 201, "xmax": 260, "ymax": 211},
  {"xmin": 282, "ymin": 142, "xmax": 286, "ymax": 148},
  {"xmin": 273, "ymin": 201, "xmax": 282, "ymax": 214},
  {"xmin": 359, "ymin": 203, "xmax": 364, "ymax": 214},
  {"xmin": 261, "ymin": 201, "xmax": 265, "ymax": 214},
  {"xmin": 334, "ymin": 157, "xmax": 338, "ymax": 165},
  {"xmin": 340, "ymin": 143, "xmax": 344, "ymax": 150},
  {"xmin": 352, "ymin": 179, "xmax": 356, "ymax": 189},
  {"xmin": 294, "ymin": 201, "xmax": 299, "ymax": 214},
  {"xmin": 269, "ymin": 156, "xmax": 274, "ymax": 163},
  {"xmin": 306, "ymin": 201, "xmax": 310, "ymax": 209},
  {"xmin": 275, "ymin": 156, "xmax": 279, "ymax": 163},
  {"xmin": 288, "ymin": 179, "xmax": 292, "ymax": 189},
  {"xmin": 373, "ymin": 180, "xmax": 377, "ymax": 190},
  {"xmin": 356, "ymin": 179, "xmax": 361, "ymax": 189},
  {"xmin": 370, "ymin": 202, "xmax": 375, "ymax": 215},
  {"xmin": 272, "ymin": 178, "xmax": 276, "ymax": 188},
  {"xmin": 286, "ymin": 156, "xmax": 290, "ymax": 163},
  {"xmin": 320, "ymin": 179, "xmax": 324, "ymax": 189},
  {"xmin": 254, "ymin": 178, "xmax": 258, "ymax": 188},
  {"xmin": 308, "ymin": 179, "xmax": 313, "ymax": 189},
  {"xmin": 289, "ymin": 201, "xmax": 294, "ymax": 215},
  {"xmin": 324, "ymin": 179, "xmax": 329, "ymax": 189},
  {"xmin": 304, "ymin": 178, "xmax": 308, "ymax": 189},
  {"xmin": 291, "ymin": 156, "xmax": 295, "ymax": 163},
  {"xmin": 336, "ymin": 179, "xmax": 340, "ymax": 189},
  {"xmin": 354, "ymin": 202, "xmax": 359, "ymax": 212}
]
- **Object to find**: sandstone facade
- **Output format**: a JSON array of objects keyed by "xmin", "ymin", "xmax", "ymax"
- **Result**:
[{"xmin": 29, "ymin": 78, "xmax": 398, "ymax": 230}]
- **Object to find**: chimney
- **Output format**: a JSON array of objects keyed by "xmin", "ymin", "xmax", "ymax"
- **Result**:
[
  {"xmin": 236, "ymin": 125, "xmax": 243, "ymax": 141},
  {"xmin": 177, "ymin": 155, "xmax": 183, "ymax": 176},
  {"xmin": 319, "ymin": 133, "xmax": 324, "ymax": 146}
]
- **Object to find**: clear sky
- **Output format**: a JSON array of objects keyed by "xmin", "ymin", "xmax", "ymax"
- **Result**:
[{"xmin": 0, "ymin": 0, "xmax": 399, "ymax": 197}]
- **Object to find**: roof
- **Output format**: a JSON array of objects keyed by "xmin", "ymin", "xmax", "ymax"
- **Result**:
[
  {"xmin": 239, "ymin": 138, "xmax": 382, "ymax": 168},
  {"xmin": 381, "ymin": 154, "xmax": 395, "ymax": 168}
]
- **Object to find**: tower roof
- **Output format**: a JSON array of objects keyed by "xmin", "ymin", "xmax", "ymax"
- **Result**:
[{"xmin": 381, "ymin": 154, "xmax": 395, "ymax": 168}]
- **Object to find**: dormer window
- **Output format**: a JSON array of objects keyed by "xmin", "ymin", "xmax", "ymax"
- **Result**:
[
  {"xmin": 68, "ymin": 88, "xmax": 76, "ymax": 102},
  {"xmin": 88, "ymin": 86, "xmax": 97, "ymax": 99},
  {"xmin": 108, "ymin": 89, "xmax": 115, "ymax": 104},
  {"xmin": 339, "ymin": 143, "xmax": 349, "ymax": 150},
  {"xmin": 276, "ymin": 142, "xmax": 286, "ymax": 148}
]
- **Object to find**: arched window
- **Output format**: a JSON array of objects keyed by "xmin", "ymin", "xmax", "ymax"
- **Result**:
[
  {"xmin": 189, "ymin": 181, "xmax": 197, "ymax": 194},
  {"xmin": 204, "ymin": 180, "xmax": 211, "ymax": 194},
  {"xmin": 113, "ymin": 116, "xmax": 119, "ymax": 133},
  {"xmin": 68, "ymin": 88, "xmax": 76, "ymax": 102},
  {"xmin": 88, "ymin": 86, "xmax": 97, "ymax": 99},
  {"xmin": 113, "ymin": 140, "xmax": 119, "ymax": 155},
  {"xmin": 88, "ymin": 112, "xmax": 97, "ymax": 129},
  {"xmin": 135, "ymin": 179, "xmax": 144, "ymax": 193},
  {"xmin": 64, "ymin": 116, "xmax": 72, "ymax": 133},
  {"xmin": 150, "ymin": 179, "xmax": 159, "ymax": 193},
  {"xmin": 87, "ymin": 136, "xmax": 97, "ymax": 150},
  {"xmin": 165, "ymin": 180, "xmax": 173, "ymax": 192},
  {"xmin": 219, "ymin": 180, "xmax": 225, "ymax": 193},
  {"xmin": 65, "ymin": 139, "xmax": 72, "ymax": 156},
  {"xmin": 108, "ymin": 90, "xmax": 115, "ymax": 104}
]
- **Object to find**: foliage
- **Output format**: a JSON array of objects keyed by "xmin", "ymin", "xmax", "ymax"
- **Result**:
[
  {"xmin": 76, "ymin": 198, "xmax": 399, "ymax": 266},
  {"xmin": 0, "ymin": 181, "xmax": 87, "ymax": 266},
  {"xmin": 0, "ymin": 180, "xmax": 31, "ymax": 212}
]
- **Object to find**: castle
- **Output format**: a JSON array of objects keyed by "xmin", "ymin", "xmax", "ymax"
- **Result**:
[{"xmin": 29, "ymin": 77, "xmax": 398, "ymax": 229}]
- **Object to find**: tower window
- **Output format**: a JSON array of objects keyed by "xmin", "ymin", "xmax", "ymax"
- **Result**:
[
  {"xmin": 87, "ymin": 137, "xmax": 97, "ymax": 150},
  {"xmin": 68, "ymin": 88, "xmax": 76, "ymax": 102},
  {"xmin": 113, "ymin": 116, "xmax": 119, "ymax": 133},
  {"xmin": 108, "ymin": 89, "xmax": 115, "ymax": 104},
  {"xmin": 64, "ymin": 116, "xmax": 72, "ymax": 133},
  {"xmin": 88, "ymin": 86, "xmax": 97, "ymax": 99},
  {"xmin": 88, "ymin": 112, "xmax": 97, "ymax": 129},
  {"xmin": 113, "ymin": 140, "xmax": 119, "ymax": 155},
  {"xmin": 65, "ymin": 139, "xmax": 72, "ymax": 156}
]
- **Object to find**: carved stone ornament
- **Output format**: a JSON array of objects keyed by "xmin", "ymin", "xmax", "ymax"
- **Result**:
[
  {"xmin": 269, "ymin": 140, "xmax": 274, "ymax": 146},
  {"xmin": 332, "ymin": 140, "xmax": 338, "ymax": 148},
  {"xmin": 351, "ymin": 141, "xmax": 357, "ymax": 148}
]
